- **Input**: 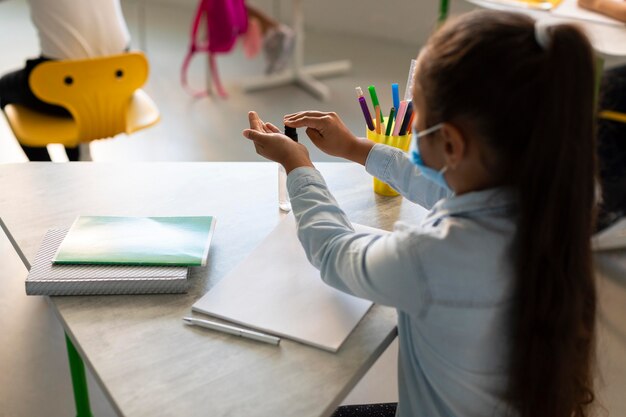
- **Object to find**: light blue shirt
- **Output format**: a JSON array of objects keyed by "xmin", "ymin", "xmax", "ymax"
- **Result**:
[{"xmin": 287, "ymin": 144, "xmax": 518, "ymax": 417}]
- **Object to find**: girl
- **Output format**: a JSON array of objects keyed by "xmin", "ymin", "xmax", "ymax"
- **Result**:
[{"xmin": 242, "ymin": 10, "xmax": 597, "ymax": 417}]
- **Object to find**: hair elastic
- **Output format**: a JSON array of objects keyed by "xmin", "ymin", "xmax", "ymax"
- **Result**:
[{"xmin": 534, "ymin": 21, "xmax": 553, "ymax": 50}]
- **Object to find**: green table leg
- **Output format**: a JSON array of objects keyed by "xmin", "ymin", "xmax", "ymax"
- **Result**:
[
  {"xmin": 439, "ymin": 0, "xmax": 450, "ymax": 23},
  {"xmin": 65, "ymin": 333, "xmax": 94, "ymax": 417}
]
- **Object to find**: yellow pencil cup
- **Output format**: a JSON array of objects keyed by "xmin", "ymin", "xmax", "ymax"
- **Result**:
[{"xmin": 366, "ymin": 125, "xmax": 411, "ymax": 197}]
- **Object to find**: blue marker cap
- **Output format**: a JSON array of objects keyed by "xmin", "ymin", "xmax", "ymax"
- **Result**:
[{"xmin": 392, "ymin": 83, "xmax": 400, "ymax": 113}]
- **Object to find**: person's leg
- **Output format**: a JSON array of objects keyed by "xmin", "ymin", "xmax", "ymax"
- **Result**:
[
  {"xmin": 0, "ymin": 57, "xmax": 71, "ymax": 161},
  {"xmin": 245, "ymin": 4, "xmax": 279, "ymax": 33},
  {"xmin": 245, "ymin": 4, "xmax": 294, "ymax": 74},
  {"xmin": 19, "ymin": 144, "xmax": 52, "ymax": 162},
  {"xmin": 65, "ymin": 146, "xmax": 80, "ymax": 162},
  {"xmin": 0, "ymin": 57, "xmax": 70, "ymax": 116}
]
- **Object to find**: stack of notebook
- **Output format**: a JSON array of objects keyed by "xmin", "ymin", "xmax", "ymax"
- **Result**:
[{"xmin": 26, "ymin": 216, "xmax": 216, "ymax": 296}]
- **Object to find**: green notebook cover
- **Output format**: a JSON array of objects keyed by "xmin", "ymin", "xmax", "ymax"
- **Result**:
[{"xmin": 54, "ymin": 216, "xmax": 216, "ymax": 266}]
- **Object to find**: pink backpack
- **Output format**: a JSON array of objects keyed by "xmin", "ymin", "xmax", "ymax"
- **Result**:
[{"xmin": 181, "ymin": 0, "xmax": 248, "ymax": 98}]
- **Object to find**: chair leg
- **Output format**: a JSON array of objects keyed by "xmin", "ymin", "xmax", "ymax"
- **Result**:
[
  {"xmin": 65, "ymin": 333, "xmax": 94, "ymax": 417},
  {"xmin": 78, "ymin": 143, "xmax": 92, "ymax": 161}
]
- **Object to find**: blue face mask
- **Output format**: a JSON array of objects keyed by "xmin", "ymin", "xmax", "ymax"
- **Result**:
[{"xmin": 408, "ymin": 123, "xmax": 451, "ymax": 192}]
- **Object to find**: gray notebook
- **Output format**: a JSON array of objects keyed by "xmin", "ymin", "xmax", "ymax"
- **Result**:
[{"xmin": 26, "ymin": 228, "xmax": 189, "ymax": 296}]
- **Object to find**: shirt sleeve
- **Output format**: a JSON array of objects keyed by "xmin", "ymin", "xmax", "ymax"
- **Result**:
[
  {"xmin": 365, "ymin": 143, "xmax": 451, "ymax": 210},
  {"xmin": 287, "ymin": 167, "xmax": 430, "ymax": 314}
]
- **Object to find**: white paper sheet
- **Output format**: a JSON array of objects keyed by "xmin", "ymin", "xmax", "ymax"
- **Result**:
[{"xmin": 192, "ymin": 215, "xmax": 382, "ymax": 352}]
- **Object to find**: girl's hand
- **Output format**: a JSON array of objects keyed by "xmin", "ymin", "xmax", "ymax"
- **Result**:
[
  {"xmin": 284, "ymin": 111, "xmax": 368, "ymax": 161},
  {"xmin": 243, "ymin": 111, "xmax": 314, "ymax": 173}
]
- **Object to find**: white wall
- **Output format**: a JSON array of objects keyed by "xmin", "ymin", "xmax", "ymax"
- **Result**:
[{"xmin": 134, "ymin": 0, "xmax": 478, "ymax": 46}]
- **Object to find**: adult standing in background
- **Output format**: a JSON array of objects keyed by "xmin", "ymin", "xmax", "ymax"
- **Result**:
[{"xmin": 0, "ymin": 0, "xmax": 131, "ymax": 161}]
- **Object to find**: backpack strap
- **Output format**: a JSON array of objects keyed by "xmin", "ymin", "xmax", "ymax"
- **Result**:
[{"xmin": 180, "ymin": 0, "xmax": 228, "ymax": 98}]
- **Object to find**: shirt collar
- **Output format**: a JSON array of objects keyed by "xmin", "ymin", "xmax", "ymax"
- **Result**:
[{"xmin": 423, "ymin": 186, "xmax": 517, "ymax": 225}]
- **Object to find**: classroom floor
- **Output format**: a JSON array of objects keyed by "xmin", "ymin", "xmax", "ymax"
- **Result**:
[
  {"xmin": 0, "ymin": 0, "xmax": 427, "ymax": 163},
  {"xmin": 2, "ymin": 1, "xmax": 626, "ymax": 416}
]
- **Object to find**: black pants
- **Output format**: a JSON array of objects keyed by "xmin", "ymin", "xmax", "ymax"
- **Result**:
[
  {"xmin": 331, "ymin": 403, "xmax": 397, "ymax": 417},
  {"xmin": 597, "ymin": 65, "xmax": 626, "ymax": 230},
  {"xmin": 0, "ymin": 57, "xmax": 77, "ymax": 161}
]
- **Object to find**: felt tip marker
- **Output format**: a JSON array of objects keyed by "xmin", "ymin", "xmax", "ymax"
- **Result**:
[
  {"xmin": 374, "ymin": 104, "xmax": 382, "ymax": 134},
  {"xmin": 356, "ymin": 87, "xmax": 375, "ymax": 131},
  {"xmin": 385, "ymin": 107, "xmax": 395, "ymax": 136},
  {"xmin": 393, "ymin": 101, "xmax": 408, "ymax": 136},
  {"xmin": 368, "ymin": 85, "xmax": 384, "ymax": 120},
  {"xmin": 398, "ymin": 101, "xmax": 414, "ymax": 136},
  {"xmin": 392, "ymin": 83, "xmax": 400, "ymax": 112}
]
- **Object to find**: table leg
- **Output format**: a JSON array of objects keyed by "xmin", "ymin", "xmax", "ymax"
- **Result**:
[
  {"xmin": 439, "ymin": 0, "xmax": 450, "ymax": 23},
  {"xmin": 66, "ymin": 333, "xmax": 94, "ymax": 417}
]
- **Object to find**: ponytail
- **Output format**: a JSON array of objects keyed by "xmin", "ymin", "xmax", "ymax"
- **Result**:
[
  {"xmin": 510, "ymin": 24, "xmax": 597, "ymax": 417},
  {"xmin": 418, "ymin": 11, "xmax": 597, "ymax": 417}
]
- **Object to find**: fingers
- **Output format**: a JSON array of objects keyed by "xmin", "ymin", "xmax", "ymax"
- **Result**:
[
  {"xmin": 284, "ymin": 111, "xmax": 330, "ymax": 126},
  {"xmin": 243, "ymin": 128, "xmax": 273, "ymax": 144},
  {"xmin": 284, "ymin": 111, "xmax": 328, "ymax": 120},
  {"xmin": 248, "ymin": 111, "xmax": 264, "ymax": 131},
  {"xmin": 305, "ymin": 127, "xmax": 324, "ymax": 143},
  {"xmin": 284, "ymin": 115, "xmax": 328, "ymax": 131},
  {"xmin": 265, "ymin": 122, "xmax": 281, "ymax": 133}
]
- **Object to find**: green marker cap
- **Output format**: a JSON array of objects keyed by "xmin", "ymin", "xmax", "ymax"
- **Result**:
[{"xmin": 368, "ymin": 85, "xmax": 380, "ymax": 108}]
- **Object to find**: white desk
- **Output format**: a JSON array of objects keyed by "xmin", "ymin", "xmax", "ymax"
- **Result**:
[
  {"xmin": 466, "ymin": 0, "xmax": 626, "ymax": 57},
  {"xmin": 0, "ymin": 162, "xmax": 426, "ymax": 417}
]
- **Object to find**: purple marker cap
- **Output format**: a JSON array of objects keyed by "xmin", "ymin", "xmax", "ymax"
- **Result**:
[{"xmin": 356, "ymin": 87, "xmax": 375, "ymax": 131}]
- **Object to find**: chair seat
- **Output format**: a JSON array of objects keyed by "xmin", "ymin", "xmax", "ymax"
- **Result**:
[{"xmin": 3, "ymin": 89, "xmax": 160, "ymax": 148}]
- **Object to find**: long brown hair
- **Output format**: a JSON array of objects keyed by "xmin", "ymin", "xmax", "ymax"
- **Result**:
[{"xmin": 417, "ymin": 10, "xmax": 597, "ymax": 417}]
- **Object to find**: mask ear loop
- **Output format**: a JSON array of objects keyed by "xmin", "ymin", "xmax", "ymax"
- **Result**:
[
  {"xmin": 413, "ymin": 123, "xmax": 447, "ymax": 172},
  {"xmin": 416, "ymin": 123, "xmax": 444, "ymax": 138}
]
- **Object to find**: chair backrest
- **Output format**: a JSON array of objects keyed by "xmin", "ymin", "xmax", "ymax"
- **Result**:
[
  {"xmin": 29, "ymin": 52, "xmax": 149, "ymax": 141},
  {"xmin": 599, "ymin": 110, "xmax": 626, "ymax": 124}
]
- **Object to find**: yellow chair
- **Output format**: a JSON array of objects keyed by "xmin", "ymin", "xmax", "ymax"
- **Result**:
[
  {"xmin": 2, "ymin": 52, "xmax": 160, "ymax": 148},
  {"xmin": 599, "ymin": 110, "xmax": 626, "ymax": 124}
]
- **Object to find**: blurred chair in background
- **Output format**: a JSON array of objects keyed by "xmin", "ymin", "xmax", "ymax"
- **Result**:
[
  {"xmin": 2, "ymin": 52, "xmax": 159, "ymax": 161},
  {"xmin": 0, "ymin": 0, "xmax": 135, "ymax": 161}
]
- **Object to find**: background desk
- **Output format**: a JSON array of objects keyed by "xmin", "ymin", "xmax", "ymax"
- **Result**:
[
  {"xmin": 464, "ymin": 0, "xmax": 626, "ymax": 57},
  {"xmin": 0, "ymin": 162, "xmax": 427, "ymax": 417}
]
